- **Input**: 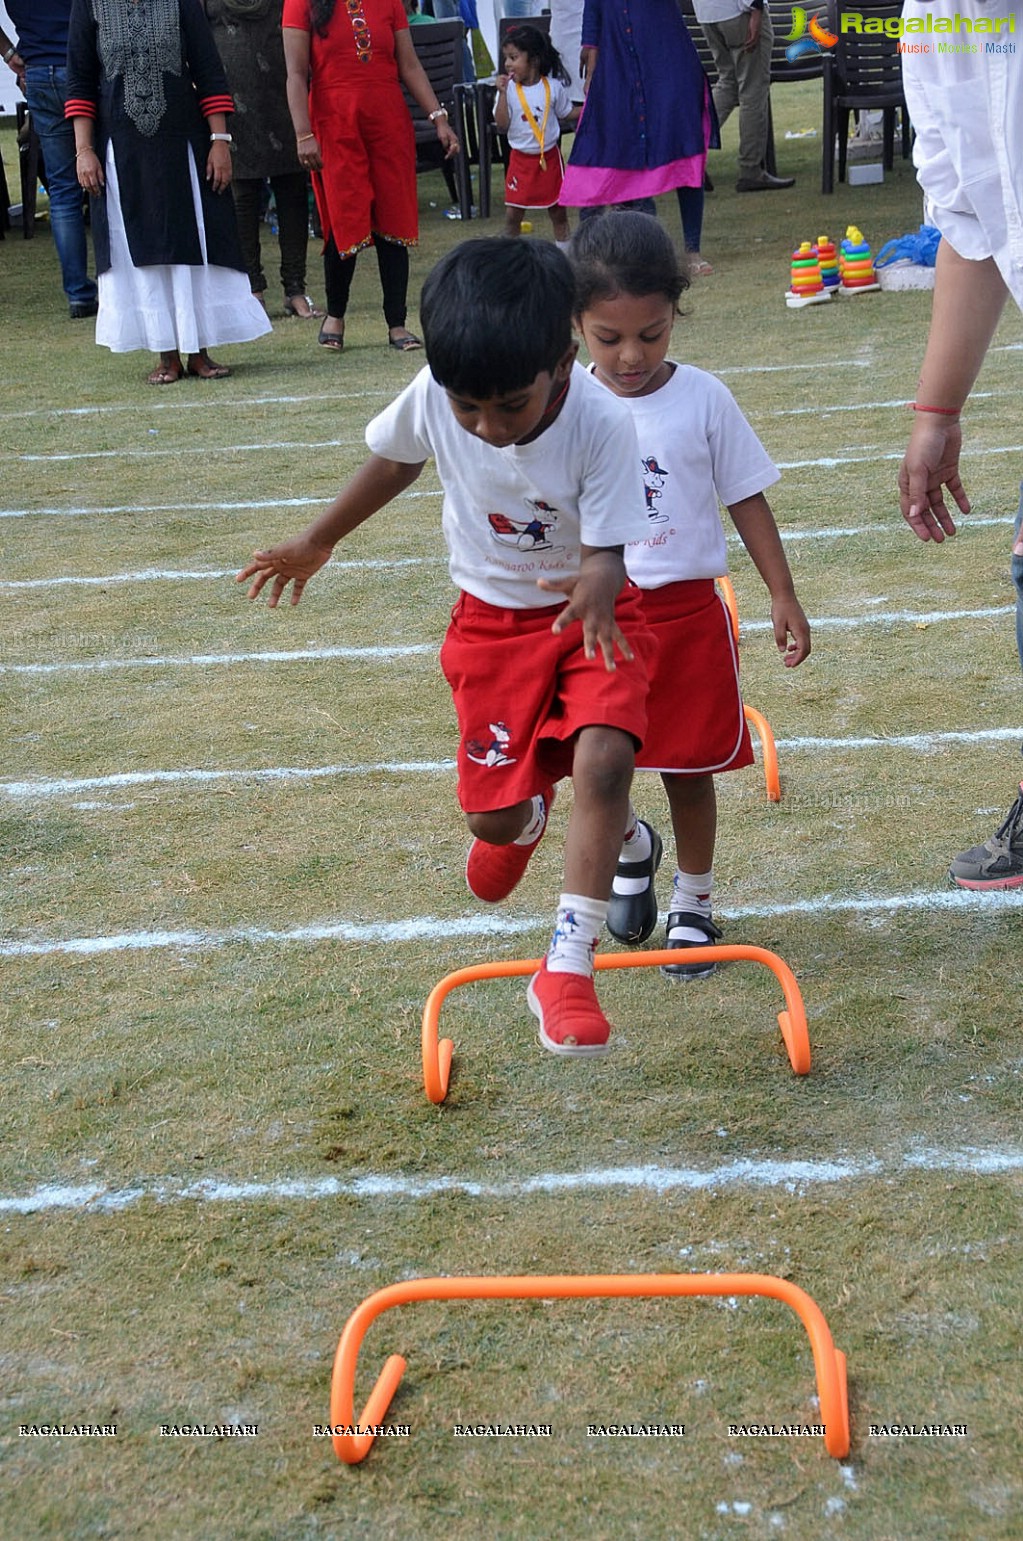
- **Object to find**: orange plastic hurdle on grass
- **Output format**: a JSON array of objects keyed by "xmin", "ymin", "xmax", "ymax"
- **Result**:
[
  {"xmin": 329, "ymin": 1272, "xmax": 850, "ymax": 1464},
  {"xmin": 421, "ymin": 945, "xmax": 811, "ymax": 1103},
  {"xmin": 716, "ymin": 575, "xmax": 782, "ymax": 803}
]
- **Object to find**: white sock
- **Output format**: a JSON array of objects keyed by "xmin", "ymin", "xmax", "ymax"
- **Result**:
[
  {"xmin": 547, "ymin": 892, "xmax": 607, "ymax": 976},
  {"xmin": 618, "ymin": 804, "xmax": 652, "ymax": 864},
  {"xmin": 668, "ymin": 869, "xmax": 714, "ymax": 942},
  {"xmin": 514, "ymin": 792, "xmax": 549, "ymax": 846}
]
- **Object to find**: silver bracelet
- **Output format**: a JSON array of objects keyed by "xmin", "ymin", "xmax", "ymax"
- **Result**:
[
  {"xmin": 210, "ymin": 132, "xmax": 233, "ymax": 144},
  {"xmin": 3, "ymin": 45, "xmax": 17, "ymax": 63},
  {"xmin": 428, "ymin": 108, "xmax": 448, "ymax": 121}
]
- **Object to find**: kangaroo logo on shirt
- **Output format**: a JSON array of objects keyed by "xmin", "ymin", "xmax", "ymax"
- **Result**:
[
  {"xmin": 641, "ymin": 457, "xmax": 670, "ymax": 523},
  {"xmin": 487, "ymin": 498, "xmax": 562, "ymax": 551},
  {"xmin": 466, "ymin": 721, "xmax": 517, "ymax": 767}
]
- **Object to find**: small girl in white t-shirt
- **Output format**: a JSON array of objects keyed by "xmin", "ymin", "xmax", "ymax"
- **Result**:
[
  {"xmin": 494, "ymin": 25, "xmax": 579, "ymax": 245},
  {"xmin": 570, "ymin": 210, "xmax": 812, "ymax": 977}
]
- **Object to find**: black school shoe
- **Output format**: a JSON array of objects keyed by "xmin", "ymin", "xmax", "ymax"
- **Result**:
[
  {"xmin": 661, "ymin": 911, "xmax": 722, "ymax": 981},
  {"xmin": 606, "ymin": 820, "xmax": 663, "ymax": 944}
]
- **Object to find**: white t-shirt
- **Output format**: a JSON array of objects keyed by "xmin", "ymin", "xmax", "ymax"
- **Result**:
[
  {"xmin": 592, "ymin": 363, "xmax": 779, "ymax": 588},
  {"xmin": 497, "ymin": 75, "xmax": 574, "ymax": 153},
  {"xmin": 901, "ymin": 0, "xmax": 1023, "ymax": 309},
  {"xmin": 365, "ymin": 362, "xmax": 649, "ymax": 608}
]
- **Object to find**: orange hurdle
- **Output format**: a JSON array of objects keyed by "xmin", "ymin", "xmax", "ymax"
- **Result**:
[
  {"xmin": 330, "ymin": 1272, "xmax": 850, "ymax": 1464},
  {"xmin": 716, "ymin": 575, "xmax": 782, "ymax": 803},
  {"xmin": 422, "ymin": 945, "xmax": 811, "ymax": 1102}
]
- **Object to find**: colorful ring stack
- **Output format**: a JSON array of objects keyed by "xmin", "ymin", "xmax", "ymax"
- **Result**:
[
  {"xmin": 816, "ymin": 235, "xmax": 840, "ymax": 291},
  {"xmin": 785, "ymin": 240, "xmax": 832, "ymax": 309},
  {"xmin": 839, "ymin": 226, "xmax": 881, "ymax": 294}
]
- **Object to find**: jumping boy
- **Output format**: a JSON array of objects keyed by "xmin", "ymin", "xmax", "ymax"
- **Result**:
[{"xmin": 238, "ymin": 237, "xmax": 655, "ymax": 1055}]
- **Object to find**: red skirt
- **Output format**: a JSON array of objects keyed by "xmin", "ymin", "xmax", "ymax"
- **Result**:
[
  {"xmin": 634, "ymin": 579, "xmax": 754, "ymax": 776},
  {"xmin": 505, "ymin": 145, "xmax": 565, "ymax": 210}
]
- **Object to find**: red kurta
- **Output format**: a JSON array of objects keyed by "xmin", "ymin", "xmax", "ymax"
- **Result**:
[{"xmin": 282, "ymin": 0, "xmax": 418, "ymax": 256}]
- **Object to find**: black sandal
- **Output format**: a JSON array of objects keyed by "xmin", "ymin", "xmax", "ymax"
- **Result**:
[{"xmin": 318, "ymin": 320, "xmax": 345, "ymax": 351}]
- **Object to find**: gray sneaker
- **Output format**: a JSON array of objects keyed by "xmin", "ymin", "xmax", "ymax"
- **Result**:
[{"xmin": 949, "ymin": 783, "xmax": 1023, "ymax": 890}]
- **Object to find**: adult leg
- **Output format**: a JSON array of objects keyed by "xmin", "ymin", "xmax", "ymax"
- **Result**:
[
  {"xmin": 730, "ymin": 8, "xmax": 774, "ymax": 182},
  {"xmin": 700, "ymin": 21, "xmax": 741, "ymax": 131},
  {"xmin": 320, "ymin": 235, "xmax": 356, "ymax": 346},
  {"xmin": 231, "ymin": 174, "xmax": 267, "ymax": 297},
  {"xmin": 273, "ymin": 171, "xmax": 322, "ymax": 314},
  {"xmin": 676, "ymin": 185, "xmax": 707, "ymax": 264},
  {"xmin": 376, "ymin": 239, "xmax": 421, "ymax": 348},
  {"xmin": 23, "ymin": 66, "xmax": 97, "ymax": 312}
]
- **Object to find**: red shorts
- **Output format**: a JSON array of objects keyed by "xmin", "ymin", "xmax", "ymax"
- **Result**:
[
  {"xmin": 634, "ymin": 579, "xmax": 754, "ymax": 775},
  {"xmin": 505, "ymin": 145, "xmax": 565, "ymax": 209},
  {"xmin": 439, "ymin": 585, "xmax": 656, "ymax": 813}
]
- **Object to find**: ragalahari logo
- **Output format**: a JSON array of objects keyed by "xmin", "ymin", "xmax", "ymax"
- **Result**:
[{"xmin": 785, "ymin": 7, "xmax": 839, "ymax": 60}]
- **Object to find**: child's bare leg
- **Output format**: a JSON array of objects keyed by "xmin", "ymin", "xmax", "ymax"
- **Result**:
[
  {"xmin": 548, "ymin": 203, "xmax": 570, "ymax": 242},
  {"xmin": 661, "ymin": 771, "xmax": 720, "ymax": 978},
  {"xmin": 663, "ymin": 772, "xmax": 716, "ymax": 875},
  {"xmin": 503, "ymin": 205, "xmax": 526, "ymax": 238},
  {"xmin": 563, "ymin": 726, "xmax": 634, "ymax": 898},
  {"xmin": 465, "ymin": 791, "xmax": 554, "ymax": 904},
  {"xmin": 529, "ymin": 725, "xmax": 634, "ymax": 1056},
  {"xmin": 466, "ymin": 800, "xmax": 534, "ymax": 846}
]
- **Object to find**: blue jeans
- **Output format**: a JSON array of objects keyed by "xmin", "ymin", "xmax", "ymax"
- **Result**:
[
  {"xmin": 428, "ymin": 0, "xmax": 476, "ymax": 80},
  {"xmin": 23, "ymin": 66, "xmax": 97, "ymax": 310}
]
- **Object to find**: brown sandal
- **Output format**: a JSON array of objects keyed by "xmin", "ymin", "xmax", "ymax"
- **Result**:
[
  {"xmin": 186, "ymin": 351, "xmax": 231, "ymax": 380},
  {"xmin": 147, "ymin": 353, "xmax": 184, "ymax": 386}
]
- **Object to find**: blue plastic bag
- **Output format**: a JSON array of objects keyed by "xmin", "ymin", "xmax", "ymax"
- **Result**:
[{"xmin": 875, "ymin": 225, "xmax": 942, "ymax": 269}]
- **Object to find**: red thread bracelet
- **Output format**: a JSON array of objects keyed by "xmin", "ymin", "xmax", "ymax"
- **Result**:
[{"xmin": 910, "ymin": 403, "xmax": 962, "ymax": 415}]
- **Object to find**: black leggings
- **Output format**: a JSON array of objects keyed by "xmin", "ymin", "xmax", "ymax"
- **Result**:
[{"xmin": 323, "ymin": 236, "xmax": 409, "ymax": 328}]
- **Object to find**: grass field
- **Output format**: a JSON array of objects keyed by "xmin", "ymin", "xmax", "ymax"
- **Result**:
[{"xmin": 2, "ymin": 83, "xmax": 1023, "ymax": 1540}]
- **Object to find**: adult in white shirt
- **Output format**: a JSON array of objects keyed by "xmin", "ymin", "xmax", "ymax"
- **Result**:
[{"xmin": 897, "ymin": 0, "xmax": 1023, "ymax": 888}]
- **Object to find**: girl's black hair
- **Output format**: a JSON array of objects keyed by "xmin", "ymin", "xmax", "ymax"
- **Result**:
[
  {"xmin": 309, "ymin": 0, "xmax": 337, "ymax": 36},
  {"xmin": 501, "ymin": 24, "xmax": 570, "ymax": 86},
  {"xmin": 569, "ymin": 211, "xmax": 690, "ymax": 314}
]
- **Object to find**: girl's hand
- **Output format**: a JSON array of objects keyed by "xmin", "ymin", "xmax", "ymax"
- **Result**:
[
  {"xmin": 76, "ymin": 147, "xmax": 104, "ymax": 195},
  {"xmin": 206, "ymin": 140, "xmax": 232, "ymax": 193},
  {"xmin": 237, "ymin": 537, "xmax": 334, "ymax": 607},
  {"xmin": 770, "ymin": 595, "xmax": 811, "ymax": 667},
  {"xmin": 495, "ymin": 72, "xmax": 510, "ymax": 90},
  {"xmin": 898, "ymin": 413, "xmax": 967, "ymax": 542}
]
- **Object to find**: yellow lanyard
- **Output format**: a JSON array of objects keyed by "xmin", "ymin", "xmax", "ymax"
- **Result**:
[{"xmin": 514, "ymin": 77, "xmax": 551, "ymax": 171}]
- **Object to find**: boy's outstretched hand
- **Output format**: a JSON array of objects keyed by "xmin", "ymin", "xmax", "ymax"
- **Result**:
[
  {"xmin": 237, "ymin": 536, "xmax": 334, "ymax": 606},
  {"xmin": 537, "ymin": 550, "xmax": 633, "ymax": 672}
]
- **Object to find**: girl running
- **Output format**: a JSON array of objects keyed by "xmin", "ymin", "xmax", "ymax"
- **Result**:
[
  {"xmin": 494, "ymin": 25, "xmax": 579, "ymax": 245},
  {"xmin": 570, "ymin": 210, "xmax": 811, "ymax": 976}
]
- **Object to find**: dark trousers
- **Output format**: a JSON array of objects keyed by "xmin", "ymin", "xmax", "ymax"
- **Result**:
[
  {"xmin": 323, "ymin": 236, "xmax": 409, "ymax": 328},
  {"xmin": 232, "ymin": 172, "xmax": 310, "ymax": 297}
]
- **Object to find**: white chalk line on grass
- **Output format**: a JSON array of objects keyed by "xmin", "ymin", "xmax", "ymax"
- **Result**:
[
  {"xmin": 0, "ymin": 604, "xmax": 1013, "ymax": 676},
  {"xmin": 0, "ymin": 557, "xmax": 436, "ymax": 590},
  {"xmin": 0, "ymin": 516, "xmax": 1019, "ymax": 592},
  {"xmin": 2, "ymin": 1147, "xmax": 1021, "ymax": 1215},
  {"xmin": 0, "ymin": 489, "xmax": 439, "ymax": 521},
  {"xmin": 4, "ymin": 887, "xmax": 1023, "ymax": 960},
  {"xmin": 3, "ymin": 727, "xmax": 1021, "ymax": 803},
  {"xmin": 2, "ymin": 389, "xmax": 392, "ymax": 423},
  {"xmin": 0, "ymin": 643, "xmax": 436, "ymax": 676}
]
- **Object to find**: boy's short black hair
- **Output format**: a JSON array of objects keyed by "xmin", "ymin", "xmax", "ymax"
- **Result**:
[
  {"xmin": 420, "ymin": 238, "xmax": 575, "ymax": 399},
  {"xmin": 569, "ymin": 211, "xmax": 689, "ymax": 315}
]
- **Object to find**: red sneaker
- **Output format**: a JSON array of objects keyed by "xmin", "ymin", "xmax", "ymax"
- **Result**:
[
  {"xmin": 465, "ymin": 785, "xmax": 554, "ymax": 903},
  {"xmin": 527, "ymin": 959, "xmax": 612, "ymax": 1057}
]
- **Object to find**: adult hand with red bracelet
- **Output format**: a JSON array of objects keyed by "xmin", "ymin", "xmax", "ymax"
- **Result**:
[{"xmin": 898, "ymin": 241, "xmax": 1009, "ymax": 544}]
